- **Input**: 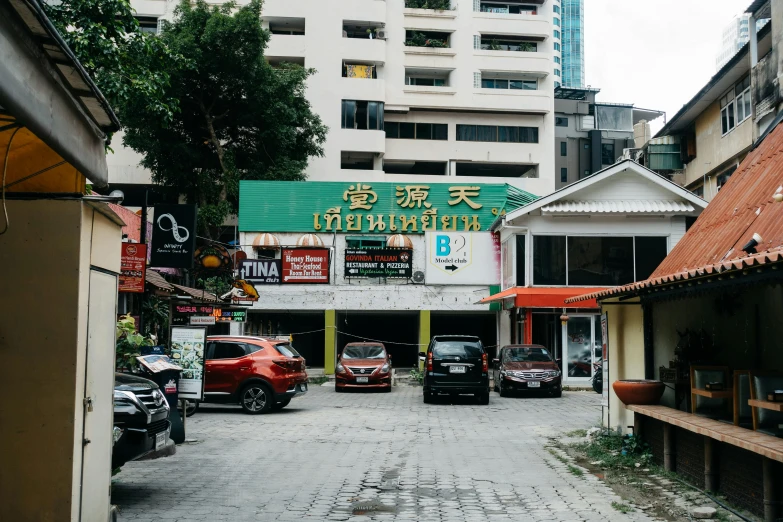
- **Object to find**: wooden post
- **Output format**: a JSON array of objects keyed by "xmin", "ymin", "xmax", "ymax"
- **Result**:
[
  {"xmin": 763, "ymin": 458, "xmax": 781, "ymax": 522},
  {"xmin": 663, "ymin": 423, "xmax": 675, "ymax": 472},
  {"xmin": 704, "ymin": 437, "xmax": 718, "ymax": 492}
]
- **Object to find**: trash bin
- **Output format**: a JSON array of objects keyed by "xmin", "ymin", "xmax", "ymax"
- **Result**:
[{"xmin": 138, "ymin": 362, "xmax": 185, "ymax": 444}]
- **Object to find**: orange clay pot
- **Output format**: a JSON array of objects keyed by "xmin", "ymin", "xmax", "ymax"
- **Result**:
[{"xmin": 612, "ymin": 380, "xmax": 665, "ymax": 406}]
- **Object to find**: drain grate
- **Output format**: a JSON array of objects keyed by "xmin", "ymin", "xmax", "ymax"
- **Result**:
[{"xmin": 351, "ymin": 503, "xmax": 396, "ymax": 515}]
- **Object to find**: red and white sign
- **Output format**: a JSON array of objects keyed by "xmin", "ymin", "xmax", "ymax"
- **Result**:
[
  {"xmin": 281, "ymin": 248, "xmax": 330, "ymax": 284},
  {"xmin": 120, "ymin": 243, "xmax": 147, "ymax": 293}
]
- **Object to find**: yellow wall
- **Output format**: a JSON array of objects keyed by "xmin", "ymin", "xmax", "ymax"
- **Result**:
[
  {"xmin": 682, "ymin": 98, "xmax": 752, "ymax": 192},
  {"xmin": 603, "ymin": 301, "xmax": 645, "ymax": 432}
]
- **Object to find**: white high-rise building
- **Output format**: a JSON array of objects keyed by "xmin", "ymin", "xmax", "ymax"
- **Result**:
[
  {"xmin": 716, "ymin": 13, "xmax": 768, "ymax": 70},
  {"xmin": 117, "ymin": 0, "xmax": 556, "ymax": 197}
]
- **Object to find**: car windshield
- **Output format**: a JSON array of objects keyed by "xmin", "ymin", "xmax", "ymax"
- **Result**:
[
  {"xmin": 342, "ymin": 345, "xmax": 386, "ymax": 359},
  {"xmin": 504, "ymin": 347, "xmax": 552, "ymax": 363},
  {"xmin": 433, "ymin": 341, "xmax": 483, "ymax": 358},
  {"xmin": 274, "ymin": 343, "xmax": 301, "ymax": 358}
]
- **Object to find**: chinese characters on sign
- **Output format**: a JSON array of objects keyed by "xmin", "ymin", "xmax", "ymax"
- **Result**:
[
  {"xmin": 314, "ymin": 184, "xmax": 486, "ymax": 233},
  {"xmin": 119, "ymin": 243, "xmax": 147, "ymax": 293},
  {"xmin": 282, "ymin": 248, "xmax": 330, "ymax": 284},
  {"xmin": 344, "ymin": 248, "xmax": 413, "ymax": 278}
]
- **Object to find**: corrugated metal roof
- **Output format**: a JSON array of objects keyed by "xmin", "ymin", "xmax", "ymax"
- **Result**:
[
  {"xmin": 567, "ymin": 120, "xmax": 783, "ymax": 303},
  {"xmin": 542, "ymin": 200, "xmax": 695, "ymax": 213}
]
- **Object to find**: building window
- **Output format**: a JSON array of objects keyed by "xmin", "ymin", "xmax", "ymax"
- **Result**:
[
  {"xmin": 560, "ymin": 142, "xmax": 567, "ymax": 156},
  {"xmin": 554, "ymin": 81, "xmax": 561, "ymax": 88},
  {"xmin": 346, "ymin": 237, "xmax": 386, "ymax": 249},
  {"xmin": 553, "ymin": 4, "xmax": 560, "ymax": 13},
  {"xmin": 342, "ymin": 100, "xmax": 384, "ymax": 130},
  {"xmin": 601, "ymin": 143, "xmax": 615, "ymax": 164},
  {"xmin": 554, "ymin": 42, "xmax": 560, "ymax": 52},
  {"xmin": 555, "ymin": 117, "xmax": 568, "ymax": 127},
  {"xmin": 553, "ymin": 17, "xmax": 560, "ymax": 26},
  {"xmin": 554, "ymin": 56, "xmax": 560, "ymax": 64},
  {"xmin": 480, "ymin": 38, "xmax": 538, "ymax": 52},
  {"xmin": 479, "ymin": 2, "xmax": 537, "ymax": 14},
  {"xmin": 515, "ymin": 235, "xmax": 525, "ymax": 286},
  {"xmin": 584, "ymin": 170, "xmax": 590, "ymax": 177},
  {"xmin": 554, "ymin": 29, "xmax": 560, "ymax": 39},
  {"xmin": 716, "ymin": 166, "xmax": 737, "ymax": 191},
  {"xmin": 406, "ymin": 76, "xmax": 446, "ymax": 86},
  {"xmin": 480, "ymin": 78, "xmax": 537, "ymax": 90},
  {"xmin": 584, "ymin": 143, "xmax": 590, "ymax": 149},
  {"xmin": 456, "ymin": 125, "xmax": 539, "ymax": 143},
  {"xmin": 533, "ymin": 235, "xmax": 669, "ymax": 286},
  {"xmin": 721, "ymin": 76, "xmax": 751, "ymax": 135},
  {"xmin": 554, "ymin": 69, "xmax": 561, "ymax": 77},
  {"xmin": 386, "ymin": 122, "xmax": 448, "ymax": 140},
  {"xmin": 560, "ymin": 168, "xmax": 567, "ymax": 183}
]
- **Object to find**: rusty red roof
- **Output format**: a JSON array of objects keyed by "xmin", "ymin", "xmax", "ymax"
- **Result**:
[{"xmin": 567, "ymin": 120, "xmax": 783, "ymax": 303}]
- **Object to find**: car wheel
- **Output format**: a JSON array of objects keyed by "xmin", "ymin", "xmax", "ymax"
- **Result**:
[
  {"xmin": 335, "ymin": 385, "xmax": 343, "ymax": 393},
  {"xmin": 272, "ymin": 399, "xmax": 291, "ymax": 411},
  {"xmin": 478, "ymin": 392, "xmax": 490, "ymax": 405},
  {"xmin": 423, "ymin": 392, "xmax": 433, "ymax": 404},
  {"xmin": 551, "ymin": 389, "xmax": 563, "ymax": 398},
  {"xmin": 383, "ymin": 386, "xmax": 392, "ymax": 393},
  {"xmin": 498, "ymin": 381, "xmax": 508, "ymax": 398},
  {"xmin": 240, "ymin": 383, "xmax": 273, "ymax": 414},
  {"xmin": 183, "ymin": 400, "xmax": 199, "ymax": 417}
]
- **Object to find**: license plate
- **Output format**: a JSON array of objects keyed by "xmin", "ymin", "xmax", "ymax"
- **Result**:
[
  {"xmin": 528, "ymin": 381, "xmax": 541, "ymax": 388},
  {"xmin": 299, "ymin": 383, "xmax": 307, "ymax": 392},
  {"xmin": 356, "ymin": 377, "xmax": 369, "ymax": 383},
  {"xmin": 449, "ymin": 366, "xmax": 466, "ymax": 374},
  {"xmin": 155, "ymin": 431, "xmax": 166, "ymax": 450}
]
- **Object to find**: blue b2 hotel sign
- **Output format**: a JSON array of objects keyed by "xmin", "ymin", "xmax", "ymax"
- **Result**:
[{"xmin": 239, "ymin": 181, "xmax": 536, "ymax": 234}]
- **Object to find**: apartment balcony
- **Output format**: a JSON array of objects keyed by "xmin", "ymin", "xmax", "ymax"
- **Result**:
[
  {"xmin": 341, "ymin": 37, "xmax": 386, "ymax": 64},
  {"xmin": 473, "ymin": 17, "xmax": 550, "ymax": 39},
  {"xmin": 473, "ymin": 51, "xmax": 550, "ymax": 77},
  {"xmin": 266, "ymin": 34, "xmax": 306, "ymax": 59},
  {"xmin": 338, "ymin": 129, "xmax": 386, "ymax": 154},
  {"xmin": 340, "ymin": 77, "xmax": 386, "ymax": 101},
  {"xmin": 471, "ymin": 89, "xmax": 551, "ymax": 113},
  {"xmin": 403, "ymin": 47, "xmax": 456, "ymax": 69},
  {"xmin": 403, "ymin": 8, "xmax": 457, "ymax": 31}
]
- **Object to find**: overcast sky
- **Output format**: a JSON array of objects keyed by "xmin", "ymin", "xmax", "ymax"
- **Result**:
[{"xmin": 584, "ymin": 0, "xmax": 749, "ymax": 134}]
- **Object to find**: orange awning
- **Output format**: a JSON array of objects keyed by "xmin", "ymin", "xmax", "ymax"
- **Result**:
[{"xmin": 480, "ymin": 287, "xmax": 606, "ymax": 309}]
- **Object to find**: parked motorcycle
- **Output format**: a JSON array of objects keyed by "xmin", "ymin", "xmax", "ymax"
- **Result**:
[{"xmin": 590, "ymin": 360, "xmax": 602, "ymax": 394}]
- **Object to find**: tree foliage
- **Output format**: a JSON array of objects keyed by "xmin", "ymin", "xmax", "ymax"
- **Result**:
[
  {"xmin": 122, "ymin": 0, "xmax": 328, "ymax": 234},
  {"xmin": 44, "ymin": 0, "xmax": 182, "ymax": 125}
]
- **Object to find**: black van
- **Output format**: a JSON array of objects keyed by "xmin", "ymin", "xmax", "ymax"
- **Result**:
[{"xmin": 420, "ymin": 335, "xmax": 490, "ymax": 405}]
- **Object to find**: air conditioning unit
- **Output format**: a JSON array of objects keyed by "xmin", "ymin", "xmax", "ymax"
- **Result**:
[
  {"xmin": 375, "ymin": 30, "xmax": 387, "ymax": 40},
  {"xmin": 412, "ymin": 271, "xmax": 425, "ymax": 284}
]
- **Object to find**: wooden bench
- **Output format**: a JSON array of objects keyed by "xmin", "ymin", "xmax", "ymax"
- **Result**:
[{"xmin": 628, "ymin": 404, "xmax": 783, "ymax": 522}]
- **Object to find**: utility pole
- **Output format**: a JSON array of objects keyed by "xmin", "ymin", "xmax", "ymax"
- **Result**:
[{"xmin": 139, "ymin": 189, "xmax": 148, "ymax": 336}]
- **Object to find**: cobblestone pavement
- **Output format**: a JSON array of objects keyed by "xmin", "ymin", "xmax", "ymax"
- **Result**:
[{"xmin": 113, "ymin": 386, "xmax": 654, "ymax": 522}]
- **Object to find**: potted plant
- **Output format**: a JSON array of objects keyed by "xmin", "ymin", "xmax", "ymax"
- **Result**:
[
  {"xmin": 489, "ymin": 39, "xmax": 502, "ymax": 51},
  {"xmin": 612, "ymin": 379, "xmax": 666, "ymax": 406},
  {"xmin": 116, "ymin": 314, "xmax": 154, "ymax": 372}
]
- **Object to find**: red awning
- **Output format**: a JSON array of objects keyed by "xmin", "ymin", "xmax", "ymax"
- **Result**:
[{"xmin": 480, "ymin": 287, "xmax": 606, "ymax": 309}]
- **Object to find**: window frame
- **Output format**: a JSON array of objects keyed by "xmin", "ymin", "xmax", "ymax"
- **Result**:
[
  {"xmin": 721, "ymin": 75, "xmax": 751, "ymax": 136},
  {"xmin": 456, "ymin": 124, "xmax": 538, "ymax": 143},
  {"xmin": 560, "ymin": 141, "xmax": 567, "ymax": 156},
  {"xmin": 386, "ymin": 122, "xmax": 447, "ymax": 141}
]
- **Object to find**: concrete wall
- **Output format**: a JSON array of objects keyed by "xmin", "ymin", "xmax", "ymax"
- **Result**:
[
  {"xmin": 602, "ymin": 301, "xmax": 645, "ymax": 432},
  {"xmin": 0, "ymin": 199, "xmax": 121, "ymax": 522}
]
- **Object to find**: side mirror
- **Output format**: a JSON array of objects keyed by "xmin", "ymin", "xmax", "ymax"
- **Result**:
[{"xmin": 336, "ymin": 353, "xmax": 341, "ymax": 359}]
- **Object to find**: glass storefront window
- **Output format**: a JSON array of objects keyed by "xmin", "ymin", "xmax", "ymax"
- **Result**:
[
  {"xmin": 567, "ymin": 236, "xmax": 634, "ymax": 286},
  {"xmin": 533, "ymin": 236, "xmax": 566, "ymax": 285},
  {"xmin": 635, "ymin": 237, "xmax": 668, "ymax": 280},
  {"xmin": 566, "ymin": 317, "xmax": 592, "ymax": 378}
]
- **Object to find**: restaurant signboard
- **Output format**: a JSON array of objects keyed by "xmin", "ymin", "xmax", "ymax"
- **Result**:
[
  {"xmin": 150, "ymin": 204, "xmax": 197, "ymax": 268},
  {"xmin": 282, "ymin": 248, "xmax": 330, "ymax": 284},
  {"xmin": 119, "ymin": 243, "xmax": 147, "ymax": 293},
  {"xmin": 344, "ymin": 248, "xmax": 412, "ymax": 278},
  {"xmin": 238, "ymin": 259, "xmax": 282, "ymax": 284}
]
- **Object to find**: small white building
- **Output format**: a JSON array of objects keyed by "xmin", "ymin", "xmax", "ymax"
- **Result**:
[{"xmin": 483, "ymin": 160, "xmax": 707, "ymax": 386}]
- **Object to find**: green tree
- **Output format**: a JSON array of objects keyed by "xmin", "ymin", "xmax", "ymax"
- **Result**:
[
  {"xmin": 122, "ymin": 0, "xmax": 327, "ymax": 234},
  {"xmin": 44, "ymin": 0, "xmax": 183, "ymax": 125}
]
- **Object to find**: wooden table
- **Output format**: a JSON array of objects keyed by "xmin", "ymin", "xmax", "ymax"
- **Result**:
[
  {"xmin": 749, "ymin": 399, "xmax": 783, "ymax": 412},
  {"xmin": 692, "ymin": 387, "xmax": 733, "ymax": 399}
]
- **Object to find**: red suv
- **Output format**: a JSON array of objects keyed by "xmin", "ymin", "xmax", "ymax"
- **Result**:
[
  {"xmin": 335, "ymin": 342, "xmax": 392, "ymax": 392},
  {"xmin": 203, "ymin": 336, "xmax": 308, "ymax": 414}
]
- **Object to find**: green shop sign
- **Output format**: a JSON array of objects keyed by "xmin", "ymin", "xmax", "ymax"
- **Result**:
[{"xmin": 239, "ymin": 181, "xmax": 537, "ymax": 234}]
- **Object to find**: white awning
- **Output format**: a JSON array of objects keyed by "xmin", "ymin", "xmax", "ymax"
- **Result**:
[{"xmin": 541, "ymin": 200, "xmax": 696, "ymax": 214}]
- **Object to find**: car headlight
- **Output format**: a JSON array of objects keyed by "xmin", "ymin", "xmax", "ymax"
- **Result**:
[
  {"xmin": 548, "ymin": 370, "xmax": 561, "ymax": 378},
  {"xmin": 114, "ymin": 390, "xmax": 138, "ymax": 405},
  {"xmin": 380, "ymin": 363, "xmax": 390, "ymax": 373},
  {"xmin": 336, "ymin": 363, "xmax": 346, "ymax": 374},
  {"xmin": 500, "ymin": 370, "xmax": 507, "ymax": 377},
  {"xmin": 113, "ymin": 426, "xmax": 124, "ymax": 444}
]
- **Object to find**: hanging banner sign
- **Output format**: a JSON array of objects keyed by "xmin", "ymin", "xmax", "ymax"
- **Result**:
[
  {"xmin": 344, "ymin": 248, "xmax": 413, "ymax": 278},
  {"xmin": 170, "ymin": 327, "xmax": 206, "ymax": 400},
  {"xmin": 150, "ymin": 204, "xmax": 197, "ymax": 268},
  {"xmin": 282, "ymin": 248, "xmax": 330, "ymax": 284},
  {"xmin": 238, "ymin": 259, "xmax": 282, "ymax": 284},
  {"xmin": 119, "ymin": 243, "xmax": 147, "ymax": 293}
]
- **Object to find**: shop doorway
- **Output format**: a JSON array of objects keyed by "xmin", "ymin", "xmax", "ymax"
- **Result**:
[
  {"xmin": 245, "ymin": 312, "xmax": 325, "ymax": 367},
  {"xmin": 531, "ymin": 313, "xmax": 563, "ymax": 365},
  {"xmin": 563, "ymin": 315, "xmax": 602, "ymax": 382},
  {"xmin": 336, "ymin": 311, "xmax": 419, "ymax": 368},
  {"xmin": 431, "ymin": 312, "xmax": 498, "ymax": 360}
]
